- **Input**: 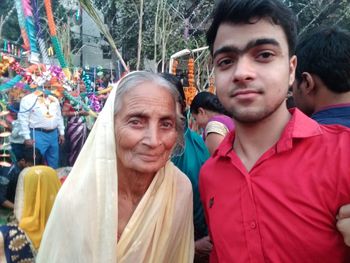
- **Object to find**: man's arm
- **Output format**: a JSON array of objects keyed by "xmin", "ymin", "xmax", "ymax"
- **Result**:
[
  {"xmin": 1, "ymin": 200, "xmax": 14, "ymax": 209},
  {"xmin": 18, "ymin": 97, "xmax": 33, "ymax": 143},
  {"xmin": 337, "ymin": 204, "xmax": 350, "ymax": 246}
]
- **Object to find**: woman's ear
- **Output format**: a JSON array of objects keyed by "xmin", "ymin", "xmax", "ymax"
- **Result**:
[{"xmin": 198, "ymin": 107, "xmax": 206, "ymax": 116}]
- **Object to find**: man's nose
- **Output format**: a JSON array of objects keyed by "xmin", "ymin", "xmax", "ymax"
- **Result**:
[{"xmin": 232, "ymin": 57, "xmax": 256, "ymax": 84}]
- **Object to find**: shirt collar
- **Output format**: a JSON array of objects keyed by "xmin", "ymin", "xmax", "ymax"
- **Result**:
[
  {"xmin": 313, "ymin": 103, "xmax": 350, "ymax": 114},
  {"xmin": 214, "ymin": 108, "xmax": 323, "ymax": 157}
]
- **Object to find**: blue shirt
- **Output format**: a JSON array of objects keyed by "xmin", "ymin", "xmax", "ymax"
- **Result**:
[{"xmin": 311, "ymin": 104, "xmax": 350, "ymax": 128}]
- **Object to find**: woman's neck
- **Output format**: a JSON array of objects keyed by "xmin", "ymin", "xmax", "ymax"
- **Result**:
[{"xmin": 118, "ymin": 169, "xmax": 155, "ymax": 202}]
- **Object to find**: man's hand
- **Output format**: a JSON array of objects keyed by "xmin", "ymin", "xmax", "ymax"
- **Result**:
[
  {"xmin": 24, "ymin": 139, "xmax": 34, "ymax": 147},
  {"xmin": 337, "ymin": 204, "xmax": 350, "ymax": 246},
  {"xmin": 59, "ymin": 135, "xmax": 65, "ymax": 145},
  {"xmin": 195, "ymin": 235, "xmax": 212, "ymax": 260}
]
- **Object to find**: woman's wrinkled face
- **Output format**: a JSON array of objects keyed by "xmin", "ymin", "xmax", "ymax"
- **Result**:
[{"xmin": 114, "ymin": 81, "xmax": 178, "ymax": 175}]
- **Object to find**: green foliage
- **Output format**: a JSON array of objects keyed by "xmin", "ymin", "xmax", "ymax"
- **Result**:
[
  {"xmin": 287, "ymin": 0, "xmax": 350, "ymax": 35},
  {"xmin": 0, "ymin": 0, "xmax": 20, "ymax": 42}
]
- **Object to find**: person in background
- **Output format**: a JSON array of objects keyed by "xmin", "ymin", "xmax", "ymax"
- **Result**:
[
  {"xmin": 8, "ymin": 102, "xmax": 25, "ymax": 161},
  {"xmin": 161, "ymin": 73, "xmax": 211, "ymax": 263},
  {"xmin": 62, "ymin": 96, "xmax": 89, "ymax": 166},
  {"xmin": 190, "ymin": 91, "xmax": 234, "ymax": 155},
  {"xmin": 200, "ymin": 0, "xmax": 350, "ymax": 262},
  {"xmin": 18, "ymin": 84, "xmax": 65, "ymax": 169},
  {"xmin": 0, "ymin": 165, "xmax": 61, "ymax": 262},
  {"xmin": 37, "ymin": 71, "xmax": 194, "ymax": 262},
  {"xmin": 0, "ymin": 147, "xmax": 42, "ymax": 210},
  {"xmin": 292, "ymin": 26, "xmax": 350, "ymax": 127}
]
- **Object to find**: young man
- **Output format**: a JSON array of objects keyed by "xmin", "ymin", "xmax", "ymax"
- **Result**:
[
  {"xmin": 199, "ymin": 0, "xmax": 350, "ymax": 262},
  {"xmin": 293, "ymin": 26, "xmax": 350, "ymax": 127}
]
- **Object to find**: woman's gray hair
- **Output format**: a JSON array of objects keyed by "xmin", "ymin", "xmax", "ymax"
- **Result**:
[{"xmin": 114, "ymin": 71, "xmax": 185, "ymax": 156}]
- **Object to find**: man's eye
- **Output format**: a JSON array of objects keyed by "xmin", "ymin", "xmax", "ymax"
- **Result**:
[
  {"xmin": 257, "ymin": 52, "xmax": 274, "ymax": 61},
  {"xmin": 217, "ymin": 58, "xmax": 234, "ymax": 67}
]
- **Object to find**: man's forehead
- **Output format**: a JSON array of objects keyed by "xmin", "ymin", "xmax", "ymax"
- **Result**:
[{"xmin": 213, "ymin": 20, "xmax": 287, "ymax": 52}]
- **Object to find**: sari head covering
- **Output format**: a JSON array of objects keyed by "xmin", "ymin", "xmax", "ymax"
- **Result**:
[
  {"xmin": 14, "ymin": 165, "xmax": 61, "ymax": 249},
  {"xmin": 37, "ymin": 71, "xmax": 194, "ymax": 263}
]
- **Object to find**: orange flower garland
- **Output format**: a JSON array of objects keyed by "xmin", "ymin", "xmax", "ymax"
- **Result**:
[
  {"xmin": 208, "ymin": 77, "xmax": 216, "ymax": 94},
  {"xmin": 184, "ymin": 57, "xmax": 197, "ymax": 106},
  {"xmin": 171, "ymin": 59, "xmax": 178, "ymax": 75}
]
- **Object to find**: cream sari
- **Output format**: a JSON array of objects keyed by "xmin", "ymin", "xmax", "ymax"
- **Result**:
[{"xmin": 36, "ymin": 72, "xmax": 194, "ymax": 263}]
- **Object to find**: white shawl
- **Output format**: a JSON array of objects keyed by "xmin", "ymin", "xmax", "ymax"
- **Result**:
[{"xmin": 36, "ymin": 73, "xmax": 194, "ymax": 262}]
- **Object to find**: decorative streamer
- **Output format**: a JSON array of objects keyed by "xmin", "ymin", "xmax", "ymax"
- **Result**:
[
  {"xmin": 14, "ymin": 0, "xmax": 30, "ymax": 50},
  {"xmin": 0, "ymin": 75, "xmax": 23, "ymax": 92},
  {"xmin": 22, "ymin": 0, "xmax": 40, "ymax": 61},
  {"xmin": 44, "ymin": 0, "xmax": 70, "ymax": 79},
  {"xmin": 32, "ymin": 0, "xmax": 50, "ymax": 64},
  {"xmin": 51, "ymin": 36, "xmax": 67, "ymax": 69}
]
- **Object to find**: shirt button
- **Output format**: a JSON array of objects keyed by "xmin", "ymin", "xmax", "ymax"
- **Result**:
[{"xmin": 250, "ymin": 221, "xmax": 257, "ymax": 229}]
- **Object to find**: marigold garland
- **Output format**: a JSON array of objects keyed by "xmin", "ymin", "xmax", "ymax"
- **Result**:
[{"xmin": 184, "ymin": 57, "xmax": 197, "ymax": 106}]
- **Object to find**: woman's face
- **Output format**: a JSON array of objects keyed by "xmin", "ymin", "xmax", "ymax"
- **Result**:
[
  {"xmin": 114, "ymin": 81, "xmax": 178, "ymax": 176},
  {"xmin": 191, "ymin": 109, "xmax": 209, "ymax": 129}
]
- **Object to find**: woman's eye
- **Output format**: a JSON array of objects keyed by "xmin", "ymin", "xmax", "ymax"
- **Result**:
[
  {"xmin": 128, "ymin": 119, "xmax": 142, "ymax": 127},
  {"xmin": 161, "ymin": 121, "xmax": 174, "ymax": 129}
]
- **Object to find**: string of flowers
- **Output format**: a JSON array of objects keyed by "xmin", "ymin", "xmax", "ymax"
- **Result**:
[{"xmin": 184, "ymin": 57, "xmax": 197, "ymax": 106}]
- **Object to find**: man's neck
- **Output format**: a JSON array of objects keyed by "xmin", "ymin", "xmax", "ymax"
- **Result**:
[
  {"xmin": 314, "ymin": 90, "xmax": 350, "ymax": 113},
  {"xmin": 233, "ymin": 104, "xmax": 291, "ymax": 172}
]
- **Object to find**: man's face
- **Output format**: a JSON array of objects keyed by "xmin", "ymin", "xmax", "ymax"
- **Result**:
[
  {"xmin": 212, "ymin": 19, "xmax": 297, "ymax": 123},
  {"xmin": 114, "ymin": 82, "xmax": 178, "ymax": 176}
]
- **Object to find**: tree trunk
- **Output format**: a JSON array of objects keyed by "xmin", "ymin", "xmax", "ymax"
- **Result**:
[{"xmin": 136, "ymin": 0, "xmax": 144, "ymax": 70}]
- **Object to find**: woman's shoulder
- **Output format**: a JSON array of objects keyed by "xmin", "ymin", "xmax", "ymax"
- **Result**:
[
  {"xmin": 171, "ymin": 163, "xmax": 193, "ymax": 194},
  {"xmin": 0, "ymin": 223, "xmax": 35, "ymax": 261}
]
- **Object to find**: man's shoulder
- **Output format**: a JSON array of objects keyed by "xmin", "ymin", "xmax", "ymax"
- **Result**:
[{"xmin": 319, "ymin": 123, "xmax": 350, "ymax": 138}]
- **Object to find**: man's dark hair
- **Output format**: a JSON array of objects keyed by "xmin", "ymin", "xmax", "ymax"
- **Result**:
[
  {"xmin": 190, "ymin": 91, "xmax": 232, "ymax": 117},
  {"xmin": 17, "ymin": 147, "xmax": 43, "ymax": 165},
  {"xmin": 206, "ymin": 0, "xmax": 298, "ymax": 57},
  {"xmin": 295, "ymin": 26, "xmax": 350, "ymax": 93}
]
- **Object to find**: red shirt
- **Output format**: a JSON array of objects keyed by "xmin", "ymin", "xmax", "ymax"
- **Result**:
[{"xmin": 199, "ymin": 109, "xmax": 350, "ymax": 263}]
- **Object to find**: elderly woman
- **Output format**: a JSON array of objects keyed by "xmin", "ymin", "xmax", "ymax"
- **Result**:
[
  {"xmin": 0, "ymin": 165, "xmax": 61, "ymax": 262},
  {"xmin": 36, "ymin": 71, "xmax": 194, "ymax": 262}
]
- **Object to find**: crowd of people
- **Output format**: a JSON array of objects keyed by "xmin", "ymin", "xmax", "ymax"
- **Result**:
[{"xmin": 0, "ymin": 0, "xmax": 350, "ymax": 262}]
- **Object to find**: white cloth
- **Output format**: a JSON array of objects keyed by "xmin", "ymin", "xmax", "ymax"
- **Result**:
[
  {"xmin": 36, "ymin": 72, "xmax": 194, "ymax": 263},
  {"xmin": 18, "ymin": 93, "xmax": 65, "ymax": 140},
  {"xmin": 10, "ymin": 120, "xmax": 25, "ymax": 144}
]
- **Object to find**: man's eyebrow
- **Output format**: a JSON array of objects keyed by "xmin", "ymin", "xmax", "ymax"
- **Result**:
[{"xmin": 213, "ymin": 38, "xmax": 281, "ymax": 59}]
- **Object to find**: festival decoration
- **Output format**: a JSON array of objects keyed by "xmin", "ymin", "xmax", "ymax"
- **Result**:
[
  {"xmin": 171, "ymin": 59, "xmax": 178, "ymax": 75},
  {"xmin": 22, "ymin": 0, "xmax": 40, "ymax": 63},
  {"xmin": 14, "ymin": 0, "xmax": 30, "ymax": 50},
  {"xmin": 208, "ymin": 77, "xmax": 215, "ymax": 94},
  {"xmin": 184, "ymin": 57, "xmax": 197, "ymax": 106},
  {"xmin": 0, "ymin": 101, "xmax": 11, "ymax": 167},
  {"xmin": 44, "ymin": 0, "xmax": 71, "ymax": 79},
  {"xmin": 32, "ymin": 0, "xmax": 50, "ymax": 64}
]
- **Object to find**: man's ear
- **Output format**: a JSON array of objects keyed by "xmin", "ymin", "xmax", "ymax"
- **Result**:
[{"xmin": 301, "ymin": 72, "xmax": 316, "ymax": 95}]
